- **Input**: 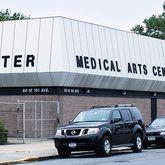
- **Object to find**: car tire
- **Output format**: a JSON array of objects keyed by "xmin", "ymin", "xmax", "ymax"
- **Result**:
[
  {"xmin": 96, "ymin": 136, "xmax": 111, "ymax": 157},
  {"xmin": 57, "ymin": 148, "xmax": 71, "ymax": 158},
  {"xmin": 131, "ymin": 133, "xmax": 143, "ymax": 152}
]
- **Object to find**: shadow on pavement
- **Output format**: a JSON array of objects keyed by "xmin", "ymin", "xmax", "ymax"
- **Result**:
[
  {"xmin": 144, "ymin": 144, "xmax": 165, "ymax": 150},
  {"xmin": 56, "ymin": 149, "xmax": 136, "ymax": 159}
]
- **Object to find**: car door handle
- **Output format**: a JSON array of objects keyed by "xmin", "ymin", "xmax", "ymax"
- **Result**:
[
  {"xmin": 124, "ymin": 121, "xmax": 135, "ymax": 125},
  {"xmin": 114, "ymin": 122, "xmax": 124, "ymax": 126},
  {"xmin": 124, "ymin": 121, "xmax": 130, "ymax": 124}
]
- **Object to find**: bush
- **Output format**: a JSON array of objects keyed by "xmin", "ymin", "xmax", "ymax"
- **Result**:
[{"xmin": 0, "ymin": 119, "xmax": 8, "ymax": 144}]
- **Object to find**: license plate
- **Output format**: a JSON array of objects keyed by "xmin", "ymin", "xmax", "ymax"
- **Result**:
[
  {"xmin": 69, "ymin": 142, "xmax": 77, "ymax": 148},
  {"xmin": 148, "ymin": 136, "xmax": 155, "ymax": 141}
]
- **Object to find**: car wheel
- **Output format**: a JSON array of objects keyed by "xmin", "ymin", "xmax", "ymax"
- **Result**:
[
  {"xmin": 131, "ymin": 133, "xmax": 143, "ymax": 152},
  {"xmin": 96, "ymin": 136, "xmax": 111, "ymax": 157},
  {"xmin": 57, "ymin": 148, "xmax": 71, "ymax": 158}
]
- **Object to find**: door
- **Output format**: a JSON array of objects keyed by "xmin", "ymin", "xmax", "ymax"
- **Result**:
[
  {"xmin": 120, "ymin": 109, "xmax": 136, "ymax": 143},
  {"xmin": 111, "ymin": 110, "xmax": 125, "ymax": 145}
]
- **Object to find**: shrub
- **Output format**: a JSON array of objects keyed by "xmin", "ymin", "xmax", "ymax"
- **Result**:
[{"xmin": 0, "ymin": 119, "xmax": 8, "ymax": 144}]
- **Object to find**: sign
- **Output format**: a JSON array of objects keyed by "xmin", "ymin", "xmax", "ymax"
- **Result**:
[
  {"xmin": 0, "ymin": 86, "xmax": 163, "ymax": 98},
  {"xmin": 76, "ymin": 55, "xmax": 165, "ymax": 78},
  {"xmin": 22, "ymin": 87, "xmax": 50, "ymax": 94},
  {"xmin": 0, "ymin": 54, "xmax": 35, "ymax": 68}
]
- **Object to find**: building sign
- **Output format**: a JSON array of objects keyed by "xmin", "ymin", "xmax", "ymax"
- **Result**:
[
  {"xmin": 76, "ymin": 55, "xmax": 121, "ymax": 72},
  {"xmin": 0, "ymin": 86, "xmax": 164, "ymax": 99},
  {"xmin": 0, "ymin": 54, "xmax": 35, "ymax": 68},
  {"xmin": 63, "ymin": 88, "xmax": 80, "ymax": 94},
  {"xmin": 76, "ymin": 55, "xmax": 165, "ymax": 77},
  {"xmin": 22, "ymin": 87, "xmax": 50, "ymax": 94}
]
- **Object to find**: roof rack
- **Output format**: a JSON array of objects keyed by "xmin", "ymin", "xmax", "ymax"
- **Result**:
[
  {"xmin": 114, "ymin": 104, "xmax": 134, "ymax": 107},
  {"xmin": 91, "ymin": 104, "xmax": 134, "ymax": 109},
  {"xmin": 91, "ymin": 106, "xmax": 112, "ymax": 109}
]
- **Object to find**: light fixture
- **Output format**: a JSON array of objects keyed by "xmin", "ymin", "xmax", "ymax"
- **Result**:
[
  {"xmin": 122, "ymin": 91, "xmax": 127, "ymax": 95},
  {"xmin": 153, "ymin": 93, "xmax": 157, "ymax": 97}
]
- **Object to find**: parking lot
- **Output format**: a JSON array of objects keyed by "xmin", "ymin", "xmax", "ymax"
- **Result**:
[{"xmin": 22, "ymin": 147, "xmax": 165, "ymax": 165}]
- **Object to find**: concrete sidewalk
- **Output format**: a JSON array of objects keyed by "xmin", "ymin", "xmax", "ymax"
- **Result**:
[{"xmin": 0, "ymin": 139, "xmax": 58, "ymax": 164}]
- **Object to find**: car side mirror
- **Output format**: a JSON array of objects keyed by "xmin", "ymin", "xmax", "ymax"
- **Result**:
[{"xmin": 114, "ymin": 117, "xmax": 121, "ymax": 123}]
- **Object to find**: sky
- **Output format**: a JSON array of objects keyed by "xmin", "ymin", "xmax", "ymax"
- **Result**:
[{"xmin": 0, "ymin": 0, "xmax": 164, "ymax": 31}]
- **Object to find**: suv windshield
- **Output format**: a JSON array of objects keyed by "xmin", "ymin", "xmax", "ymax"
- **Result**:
[
  {"xmin": 73, "ymin": 109, "xmax": 111, "ymax": 123},
  {"xmin": 149, "ymin": 118, "xmax": 165, "ymax": 128}
]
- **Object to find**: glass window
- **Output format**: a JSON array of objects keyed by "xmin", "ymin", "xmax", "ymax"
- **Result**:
[
  {"xmin": 149, "ymin": 118, "xmax": 165, "ymax": 128},
  {"xmin": 130, "ymin": 108, "xmax": 143, "ymax": 120},
  {"xmin": 73, "ymin": 109, "xmax": 111, "ymax": 123},
  {"xmin": 112, "ymin": 110, "xmax": 122, "ymax": 122},
  {"xmin": 121, "ymin": 109, "xmax": 132, "ymax": 122}
]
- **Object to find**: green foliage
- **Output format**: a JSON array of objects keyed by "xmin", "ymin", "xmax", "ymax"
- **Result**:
[
  {"xmin": 0, "ymin": 9, "xmax": 29, "ymax": 21},
  {"xmin": 131, "ymin": 12, "xmax": 165, "ymax": 40},
  {"xmin": 131, "ymin": 25, "xmax": 145, "ymax": 35},
  {"xmin": 0, "ymin": 119, "xmax": 8, "ymax": 145}
]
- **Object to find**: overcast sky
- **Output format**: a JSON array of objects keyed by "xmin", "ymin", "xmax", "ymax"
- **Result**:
[{"xmin": 0, "ymin": 0, "xmax": 164, "ymax": 31}]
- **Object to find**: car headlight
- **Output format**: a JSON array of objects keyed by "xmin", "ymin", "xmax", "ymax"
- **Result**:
[
  {"xmin": 160, "ymin": 132, "xmax": 165, "ymax": 136},
  {"xmin": 87, "ymin": 128, "xmax": 99, "ymax": 135},
  {"xmin": 55, "ymin": 129, "xmax": 62, "ymax": 136}
]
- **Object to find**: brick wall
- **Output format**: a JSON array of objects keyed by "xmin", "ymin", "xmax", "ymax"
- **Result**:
[
  {"xmin": 59, "ymin": 96, "xmax": 151, "ymax": 125},
  {"xmin": 0, "ymin": 94, "xmax": 156, "ymax": 138},
  {"xmin": 157, "ymin": 99, "xmax": 165, "ymax": 117}
]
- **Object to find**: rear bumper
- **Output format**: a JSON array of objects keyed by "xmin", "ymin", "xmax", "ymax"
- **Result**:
[{"xmin": 54, "ymin": 135, "xmax": 100, "ymax": 151}]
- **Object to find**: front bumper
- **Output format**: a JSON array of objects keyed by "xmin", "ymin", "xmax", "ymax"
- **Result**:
[
  {"xmin": 54, "ymin": 134, "xmax": 100, "ymax": 151},
  {"xmin": 144, "ymin": 135, "xmax": 165, "ymax": 145}
]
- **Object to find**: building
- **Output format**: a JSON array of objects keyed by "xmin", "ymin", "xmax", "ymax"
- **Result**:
[{"xmin": 0, "ymin": 16, "xmax": 164, "ymax": 139}]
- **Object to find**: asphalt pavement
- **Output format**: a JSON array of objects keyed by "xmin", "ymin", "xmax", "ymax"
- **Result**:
[{"xmin": 21, "ymin": 147, "xmax": 165, "ymax": 165}]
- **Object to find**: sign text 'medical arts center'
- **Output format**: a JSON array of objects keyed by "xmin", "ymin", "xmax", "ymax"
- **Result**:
[{"xmin": 76, "ymin": 55, "xmax": 165, "ymax": 77}]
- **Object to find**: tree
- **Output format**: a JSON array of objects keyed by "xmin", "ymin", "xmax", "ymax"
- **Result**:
[
  {"xmin": 131, "ymin": 3, "xmax": 165, "ymax": 40},
  {"xmin": 0, "ymin": 9, "xmax": 29, "ymax": 21}
]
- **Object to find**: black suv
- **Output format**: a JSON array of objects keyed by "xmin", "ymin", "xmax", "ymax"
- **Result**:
[{"xmin": 54, "ymin": 104, "xmax": 146, "ymax": 157}]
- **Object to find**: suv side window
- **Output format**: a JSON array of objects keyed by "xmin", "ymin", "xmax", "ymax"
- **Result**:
[
  {"xmin": 112, "ymin": 110, "xmax": 122, "ymax": 123},
  {"xmin": 130, "ymin": 107, "xmax": 143, "ymax": 126},
  {"xmin": 120, "ymin": 109, "xmax": 132, "ymax": 122},
  {"xmin": 131, "ymin": 108, "xmax": 143, "ymax": 120}
]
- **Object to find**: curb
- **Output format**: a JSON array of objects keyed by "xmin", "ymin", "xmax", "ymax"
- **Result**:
[{"xmin": 0, "ymin": 155, "xmax": 58, "ymax": 165}]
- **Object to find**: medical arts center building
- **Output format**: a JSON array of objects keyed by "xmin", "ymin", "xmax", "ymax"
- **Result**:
[{"xmin": 0, "ymin": 16, "xmax": 165, "ymax": 138}]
